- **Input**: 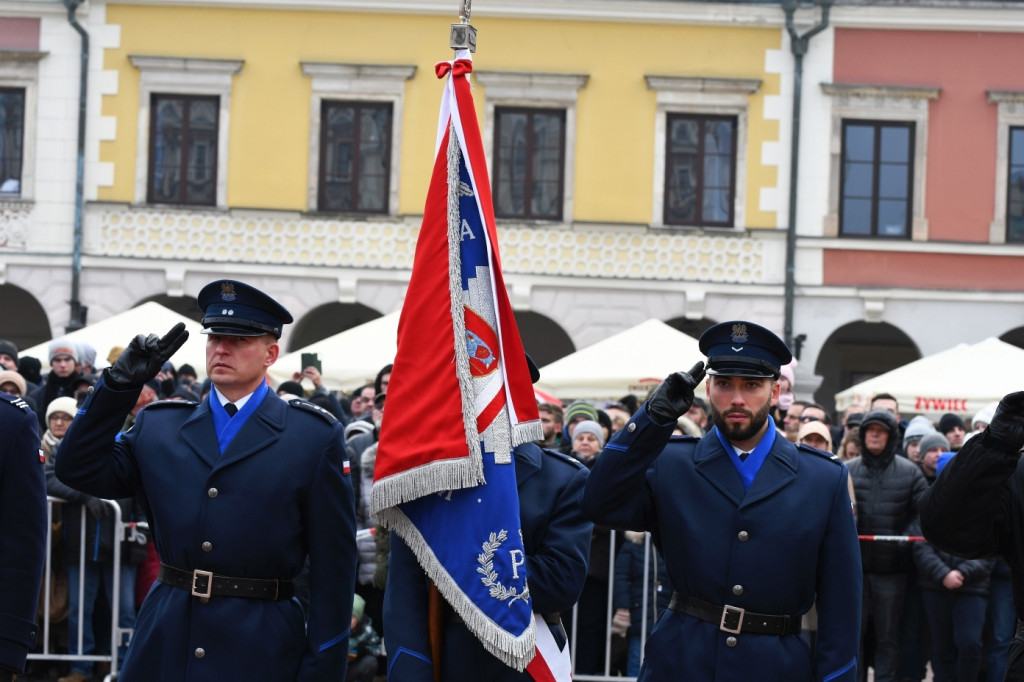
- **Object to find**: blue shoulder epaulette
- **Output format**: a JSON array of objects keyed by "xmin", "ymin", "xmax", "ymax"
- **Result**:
[
  {"xmin": 796, "ymin": 442, "xmax": 844, "ymax": 464},
  {"xmin": 288, "ymin": 399, "xmax": 339, "ymax": 425},
  {"xmin": 1, "ymin": 393, "xmax": 32, "ymax": 412},
  {"xmin": 541, "ymin": 447, "xmax": 586, "ymax": 470}
]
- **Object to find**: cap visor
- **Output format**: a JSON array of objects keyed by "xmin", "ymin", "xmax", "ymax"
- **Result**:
[
  {"xmin": 706, "ymin": 365, "xmax": 777, "ymax": 378},
  {"xmin": 201, "ymin": 326, "xmax": 270, "ymax": 338}
]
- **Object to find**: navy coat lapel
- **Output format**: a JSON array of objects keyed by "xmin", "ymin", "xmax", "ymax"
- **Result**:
[
  {"xmin": 215, "ymin": 392, "xmax": 286, "ymax": 470},
  {"xmin": 179, "ymin": 399, "xmax": 219, "ymax": 469},
  {"xmin": 741, "ymin": 440, "xmax": 799, "ymax": 508},
  {"xmin": 693, "ymin": 437, "xmax": 745, "ymax": 507}
]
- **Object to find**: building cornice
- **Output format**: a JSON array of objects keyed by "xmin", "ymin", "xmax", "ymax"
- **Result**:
[{"xmin": 112, "ymin": 0, "xmax": 1024, "ymax": 32}]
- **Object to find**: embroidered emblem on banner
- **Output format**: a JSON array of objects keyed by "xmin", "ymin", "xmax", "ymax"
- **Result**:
[{"xmin": 478, "ymin": 530, "xmax": 530, "ymax": 605}]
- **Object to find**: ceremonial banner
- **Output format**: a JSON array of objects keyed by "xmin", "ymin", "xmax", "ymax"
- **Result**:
[{"xmin": 371, "ymin": 49, "xmax": 542, "ymax": 671}]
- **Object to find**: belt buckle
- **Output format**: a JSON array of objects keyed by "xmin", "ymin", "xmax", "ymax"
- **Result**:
[
  {"xmin": 192, "ymin": 569, "xmax": 213, "ymax": 599},
  {"xmin": 720, "ymin": 604, "xmax": 745, "ymax": 634}
]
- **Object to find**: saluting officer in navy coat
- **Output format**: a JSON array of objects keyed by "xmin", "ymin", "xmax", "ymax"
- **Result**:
[
  {"xmin": 383, "ymin": 358, "xmax": 593, "ymax": 681},
  {"xmin": 56, "ymin": 280, "xmax": 357, "ymax": 681},
  {"xmin": 0, "ymin": 392, "xmax": 46, "ymax": 681},
  {"xmin": 582, "ymin": 321, "xmax": 861, "ymax": 682}
]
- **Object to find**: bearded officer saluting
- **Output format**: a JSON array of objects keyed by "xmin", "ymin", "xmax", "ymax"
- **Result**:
[
  {"xmin": 56, "ymin": 280, "xmax": 357, "ymax": 681},
  {"xmin": 581, "ymin": 321, "xmax": 860, "ymax": 681}
]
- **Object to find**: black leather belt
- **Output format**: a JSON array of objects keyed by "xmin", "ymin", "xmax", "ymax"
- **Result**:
[
  {"xmin": 158, "ymin": 563, "xmax": 294, "ymax": 601},
  {"xmin": 668, "ymin": 592, "xmax": 801, "ymax": 636}
]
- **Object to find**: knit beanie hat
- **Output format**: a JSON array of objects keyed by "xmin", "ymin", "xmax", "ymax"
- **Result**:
[
  {"xmin": 572, "ymin": 420, "xmax": 605, "ymax": 448},
  {"xmin": 972, "ymin": 403, "xmax": 997, "ymax": 430},
  {"xmin": 48, "ymin": 338, "xmax": 79, "ymax": 364},
  {"xmin": 17, "ymin": 356, "xmax": 41, "ymax": 385},
  {"xmin": 918, "ymin": 432, "xmax": 950, "ymax": 456},
  {"xmin": 46, "ymin": 396, "xmax": 78, "ymax": 422},
  {"xmin": 0, "ymin": 339, "xmax": 18, "ymax": 364},
  {"xmin": 938, "ymin": 413, "xmax": 966, "ymax": 435},
  {"xmin": 563, "ymin": 400, "xmax": 599, "ymax": 440},
  {"xmin": 902, "ymin": 415, "xmax": 936, "ymax": 450},
  {"xmin": 76, "ymin": 342, "xmax": 96, "ymax": 369},
  {"xmin": 277, "ymin": 381, "xmax": 305, "ymax": 397},
  {"xmin": 565, "ymin": 400, "xmax": 599, "ymax": 425},
  {"xmin": 0, "ymin": 369, "xmax": 26, "ymax": 396}
]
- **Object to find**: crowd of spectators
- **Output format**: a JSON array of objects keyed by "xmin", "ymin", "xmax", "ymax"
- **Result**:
[{"xmin": 1, "ymin": 331, "xmax": 1011, "ymax": 681}]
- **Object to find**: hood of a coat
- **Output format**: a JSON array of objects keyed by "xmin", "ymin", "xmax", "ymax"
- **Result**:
[{"xmin": 858, "ymin": 408, "xmax": 900, "ymax": 467}]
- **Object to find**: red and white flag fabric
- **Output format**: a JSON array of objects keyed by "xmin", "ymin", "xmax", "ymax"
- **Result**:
[{"xmin": 371, "ymin": 49, "xmax": 544, "ymax": 672}]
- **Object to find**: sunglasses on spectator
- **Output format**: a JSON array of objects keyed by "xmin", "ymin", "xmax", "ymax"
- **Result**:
[{"xmin": 798, "ymin": 415, "xmax": 819, "ymax": 422}]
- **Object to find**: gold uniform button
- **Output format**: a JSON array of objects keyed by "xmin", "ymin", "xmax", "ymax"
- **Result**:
[
  {"xmin": 737, "ymin": 531, "xmax": 749, "ymax": 541},
  {"xmin": 202, "ymin": 541, "xmax": 213, "ymax": 552},
  {"xmin": 195, "ymin": 648, "xmax": 205, "ymax": 658},
  {"xmin": 732, "ymin": 585, "xmax": 743, "ymax": 595},
  {"xmin": 726, "ymin": 636, "xmax": 737, "ymax": 647},
  {"xmin": 208, "ymin": 488, "xmax": 218, "ymax": 498}
]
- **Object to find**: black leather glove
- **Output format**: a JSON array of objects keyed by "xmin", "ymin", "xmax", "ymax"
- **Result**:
[
  {"xmin": 646, "ymin": 362, "xmax": 706, "ymax": 426},
  {"xmin": 984, "ymin": 390, "xmax": 1024, "ymax": 454},
  {"xmin": 106, "ymin": 323, "xmax": 189, "ymax": 390}
]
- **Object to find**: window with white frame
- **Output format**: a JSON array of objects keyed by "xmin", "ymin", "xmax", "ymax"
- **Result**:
[
  {"xmin": 821, "ymin": 83, "xmax": 938, "ymax": 241},
  {"xmin": 0, "ymin": 52, "xmax": 44, "ymax": 200},
  {"xmin": 301, "ymin": 63, "xmax": 415, "ymax": 215},
  {"xmin": 987, "ymin": 90, "xmax": 1024, "ymax": 244},
  {"xmin": 130, "ymin": 55, "xmax": 243, "ymax": 209},
  {"xmin": 646, "ymin": 76, "xmax": 759, "ymax": 230},
  {"xmin": 475, "ymin": 71, "xmax": 588, "ymax": 224}
]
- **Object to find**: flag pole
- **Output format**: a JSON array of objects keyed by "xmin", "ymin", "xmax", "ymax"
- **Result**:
[
  {"xmin": 449, "ymin": 0, "xmax": 477, "ymax": 53},
  {"xmin": 426, "ymin": 12, "xmax": 477, "ymax": 679}
]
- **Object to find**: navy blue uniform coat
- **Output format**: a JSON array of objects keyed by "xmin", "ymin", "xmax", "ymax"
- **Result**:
[
  {"xmin": 582, "ymin": 406, "xmax": 861, "ymax": 682},
  {"xmin": 383, "ymin": 442, "xmax": 592, "ymax": 681},
  {"xmin": 56, "ymin": 377, "xmax": 357, "ymax": 681},
  {"xmin": 0, "ymin": 394, "xmax": 46, "ymax": 674}
]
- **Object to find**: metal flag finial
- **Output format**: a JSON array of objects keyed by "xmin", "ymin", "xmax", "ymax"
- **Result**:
[{"xmin": 450, "ymin": 0, "xmax": 477, "ymax": 52}]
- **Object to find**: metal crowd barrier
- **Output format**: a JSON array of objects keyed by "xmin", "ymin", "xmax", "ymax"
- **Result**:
[
  {"xmin": 28, "ymin": 496, "xmax": 143, "ymax": 682},
  {"xmin": 569, "ymin": 528, "xmax": 651, "ymax": 682},
  {"xmin": 564, "ymin": 531, "xmax": 940, "ymax": 680}
]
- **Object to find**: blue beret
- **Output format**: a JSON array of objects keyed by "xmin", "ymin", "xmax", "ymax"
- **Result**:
[
  {"xmin": 197, "ymin": 280, "xmax": 293, "ymax": 339},
  {"xmin": 698, "ymin": 320, "xmax": 792, "ymax": 379}
]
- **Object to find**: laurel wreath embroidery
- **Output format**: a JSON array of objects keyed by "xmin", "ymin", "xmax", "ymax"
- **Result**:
[{"xmin": 477, "ymin": 530, "xmax": 530, "ymax": 605}]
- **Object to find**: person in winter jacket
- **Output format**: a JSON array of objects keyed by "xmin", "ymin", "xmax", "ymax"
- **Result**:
[
  {"xmin": 911, "ymin": 511, "xmax": 994, "ymax": 682},
  {"xmin": 346, "ymin": 594, "xmax": 382, "ymax": 682},
  {"xmin": 45, "ymin": 400, "xmax": 144, "ymax": 682},
  {"xmin": 847, "ymin": 408, "xmax": 928, "ymax": 682}
]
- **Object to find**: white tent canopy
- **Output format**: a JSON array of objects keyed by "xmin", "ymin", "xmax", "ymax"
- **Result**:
[
  {"xmin": 268, "ymin": 312, "xmax": 400, "ymax": 392},
  {"xmin": 535, "ymin": 318, "xmax": 703, "ymax": 401},
  {"xmin": 834, "ymin": 337, "xmax": 1024, "ymax": 417},
  {"xmin": 22, "ymin": 302, "xmax": 208, "ymax": 376}
]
